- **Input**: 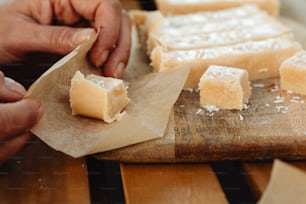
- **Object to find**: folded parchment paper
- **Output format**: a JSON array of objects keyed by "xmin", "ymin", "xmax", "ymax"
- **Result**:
[
  {"xmin": 259, "ymin": 160, "xmax": 306, "ymax": 204},
  {"xmin": 27, "ymin": 32, "xmax": 190, "ymax": 158}
]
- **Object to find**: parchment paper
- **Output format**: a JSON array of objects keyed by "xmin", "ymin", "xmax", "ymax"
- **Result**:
[
  {"xmin": 258, "ymin": 160, "xmax": 306, "ymax": 204},
  {"xmin": 27, "ymin": 32, "xmax": 190, "ymax": 158}
]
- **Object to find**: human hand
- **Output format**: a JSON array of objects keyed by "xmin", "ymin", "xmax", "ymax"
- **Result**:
[
  {"xmin": 0, "ymin": 71, "xmax": 43, "ymax": 165},
  {"xmin": 0, "ymin": 0, "xmax": 131, "ymax": 78}
]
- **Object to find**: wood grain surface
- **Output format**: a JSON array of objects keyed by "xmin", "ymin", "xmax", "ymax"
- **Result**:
[
  {"xmin": 95, "ymin": 8, "xmax": 306, "ymax": 163},
  {"xmin": 0, "ymin": 139, "xmax": 90, "ymax": 204},
  {"xmin": 242, "ymin": 161, "xmax": 306, "ymax": 201},
  {"xmin": 121, "ymin": 163, "xmax": 228, "ymax": 204}
]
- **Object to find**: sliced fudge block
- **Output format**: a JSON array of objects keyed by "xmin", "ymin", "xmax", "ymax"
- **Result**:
[
  {"xmin": 156, "ymin": 0, "xmax": 279, "ymax": 16},
  {"xmin": 280, "ymin": 51, "xmax": 306, "ymax": 95},
  {"xmin": 151, "ymin": 36, "xmax": 302, "ymax": 87},
  {"xmin": 199, "ymin": 65, "xmax": 252, "ymax": 110},
  {"xmin": 131, "ymin": 5, "xmax": 265, "ymax": 52},
  {"xmin": 149, "ymin": 21, "xmax": 290, "ymax": 51},
  {"xmin": 70, "ymin": 71, "xmax": 129, "ymax": 123}
]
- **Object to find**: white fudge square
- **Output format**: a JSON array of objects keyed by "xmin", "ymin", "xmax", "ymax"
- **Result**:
[
  {"xmin": 199, "ymin": 65, "xmax": 252, "ymax": 110},
  {"xmin": 70, "ymin": 71, "xmax": 129, "ymax": 123},
  {"xmin": 280, "ymin": 51, "xmax": 306, "ymax": 95}
]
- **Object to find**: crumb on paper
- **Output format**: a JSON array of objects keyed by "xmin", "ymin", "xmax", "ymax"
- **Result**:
[{"xmin": 115, "ymin": 111, "xmax": 127, "ymax": 122}]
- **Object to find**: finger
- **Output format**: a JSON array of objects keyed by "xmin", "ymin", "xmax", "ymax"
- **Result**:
[
  {"xmin": 69, "ymin": 0, "xmax": 123, "ymax": 67},
  {"xmin": 0, "ymin": 132, "xmax": 32, "ymax": 166},
  {"xmin": 14, "ymin": 23, "xmax": 96, "ymax": 55},
  {"xmin": 103, "ymin": 11, "xmax": 132, "ymax": 78},
  {"xmin": 9, "ymin": 0, "xmax": 53, "ymax": 25},
  {"xmin": 0, "ymin": 98, "xmax": 44, "ymax": 141},
  {"xmin": 17, "ymin": 0, "xmax": 81, "ymax": 25},
  {"xmin": 51, "ymin": 0, "xmax": 81, "ymax": 25},
  {"xmin": 0, "ymin": 72, "xmax": 26, "ymax": 102}
]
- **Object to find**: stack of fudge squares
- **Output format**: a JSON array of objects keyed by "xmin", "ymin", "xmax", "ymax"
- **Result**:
[{"xmin": 132, "ymin": 0, "xmax": 306, "ymax": 110}]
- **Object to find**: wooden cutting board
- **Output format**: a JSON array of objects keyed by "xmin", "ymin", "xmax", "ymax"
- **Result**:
[{"xmin": 95, "ymin": 7, "xmax": 306, "ymax": 163}]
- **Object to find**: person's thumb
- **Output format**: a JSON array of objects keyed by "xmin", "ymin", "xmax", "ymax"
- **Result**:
[{"xmin": 21, "ymin": 24, "xmax": 96, "ymax": 55}]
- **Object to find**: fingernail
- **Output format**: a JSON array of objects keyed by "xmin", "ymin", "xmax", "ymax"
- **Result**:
[
  {"xmin": 72, "ymin": 28, "xmax": 96, "ymax": 46},
  {"xmin": 96, "ymin": 50, "xmax": 110, "ymax": 67},
  {"xmin": 114, "ymin": 62, "xmax": 125, "ymax": 78},
  {"xmin": 4, "ymin": 77, "xmax": 26, "ymax": 96}
]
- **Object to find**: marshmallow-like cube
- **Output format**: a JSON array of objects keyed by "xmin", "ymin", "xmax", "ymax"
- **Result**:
[
  {"xmin": 199, "ymin": 65, "xmax": 252, "ymax": 110},
  {"xmin": 280, "ymin": 51, "xmax": 306, "ymax": 95},
  {"xmin": 70, "ymin": 71, "xmax": 129, "ymax": 123}
]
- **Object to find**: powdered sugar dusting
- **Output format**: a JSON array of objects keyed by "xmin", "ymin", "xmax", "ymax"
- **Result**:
[
  {"xmin": 204, "ymin": 105, "xmax": 220, "ymax": 112},
  {"xmin": 252, "ymin": 83, "xmax": 265, "ymax": 88},
  {"xmin": 243, "ymin": 104, "xmax": 249, "ymax": 110},
  {"xmin": 185, "ymin": 88, "xmax": 195, "ymax": 93},
  {"xmin": 273, "ymin": 96, "xmax": 284, "ymax": 104},
  {"xmin": 239, "ymin": 114, "xmax": 244, "ymax": 121},
  {"xmin": 195, "ymin": 108, "xmax": 205, "ymax": 115},
  {"xmin": 270, "ymin": 85, "xmax": 280, "ymax": 92}
]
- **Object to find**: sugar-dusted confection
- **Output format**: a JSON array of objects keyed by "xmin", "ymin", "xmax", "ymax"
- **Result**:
[
  {"xmin": 151, "ymin": 36, "xmax": 302, "ymax": 88},
  {"xmin": 130, "ymin": 10, "xmax": 164, "ymax": 50},
  {"xmin": 155, "ymin": 12, "xmax": 270, "ymax": 38},
  {"xmin": 199, "ymin": 65, "xmax": 252, "ymax": 110},
  {"xmin": 156, "ymin": 0, "xmax": 279, "ymax": 16},
  {"xmin": 161, "ymin": 5, "xmax": 264, "ymax": 27},
  {"xmin": 149, "ymin": 21, "xmax": 290, "ymax": 51},
  {"xmin": 280, "ymin": 51, "xmax": 306, "ymax": 95},
  {"xmin": 70, "ymin": 71, "xmax": 130, "ymax": 123},
  {"xmin": 131, "ymin": 5, "xmax": 266, "ymax": 52}
]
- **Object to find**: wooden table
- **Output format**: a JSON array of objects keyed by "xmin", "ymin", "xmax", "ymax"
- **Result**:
[
  {"xmin": 119, "ymin": 0, "xmax": 306, "ymax": 203},
  {"xmin": 0, "ymin": 139, "xmax": 90, "ymax": 204}
]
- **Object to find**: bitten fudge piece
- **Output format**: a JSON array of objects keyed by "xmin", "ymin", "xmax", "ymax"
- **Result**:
[
  {"xmin": 70, "ymin": 71, "xmax": 129, "ymax": 123},
  {"xmin": 199, "ymin": 65, "xmax": 252, "ymax": 110},
  {"xmin": 280, "ymin": 51, "xmax": 306, "ymax": 95}
]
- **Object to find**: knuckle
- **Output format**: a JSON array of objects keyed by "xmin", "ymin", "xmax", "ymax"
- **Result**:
[
  {"xmin": 107, "ymin": 0, "xmax": 122, "ymax": 11},
  {"xmin": 0, "ymin": 100, "xmax": 39, "ymax": 139},
  {"xmin": 49, "ymin": 27, "xmax": 73, "ymax": 52}
]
